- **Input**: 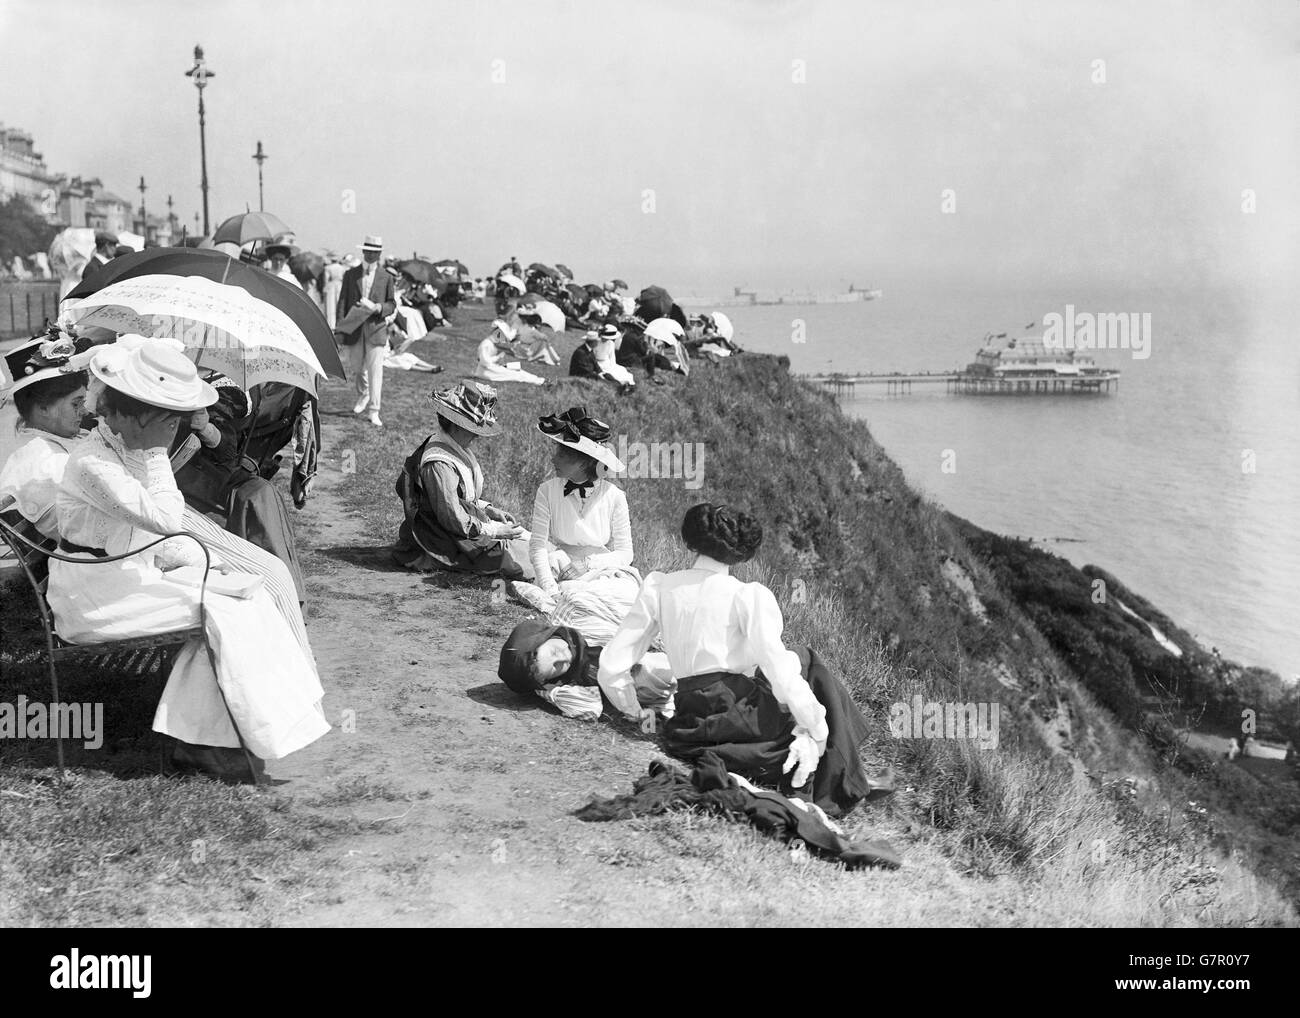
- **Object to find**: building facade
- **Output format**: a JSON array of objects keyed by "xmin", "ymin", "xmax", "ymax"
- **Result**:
[{"xmin": 0, "ymin": 123, "xmax": 61, "ymax": 217}]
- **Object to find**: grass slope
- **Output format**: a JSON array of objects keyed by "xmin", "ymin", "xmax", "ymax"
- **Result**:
[{"xmin": 1, "ymin": 301, "xmax": 1294, "ymax": 926}]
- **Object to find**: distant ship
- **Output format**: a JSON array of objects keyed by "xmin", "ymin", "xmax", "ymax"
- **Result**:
[{"xmin": 677, "ymin": 285, "xmax": 882, "ymax": 308}]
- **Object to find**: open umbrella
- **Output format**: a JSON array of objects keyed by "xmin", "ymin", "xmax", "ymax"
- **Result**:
[
  {"xmin": 289, "ymin": 250, "xmax": 325, "ymax": 287},
  {"xmin": 64, "ymin": 247, "xmax": 344, "ymax": 379},
  {"xmin": 432, "ymin": 258, "xmax": 469, "ymax": 280},
  {"xmin": 396, "ymin": 259, "xmax": 439, "ymax": 285},
  {"xmin": 711, "ymin": 311, "xmax": 735, "ymax": 341},
  {"xmin": 554, "ymin": 263, "xmax": 574, "ymax": 280},
  {"xmin": 212, "ymin": 211, "xmax": 293, "ymax": 247},
  {"xmin": 62, "ymin": 274, "xmax": 330, "ymax": 393},
  {"xmin": 636, "ymin": 285, "xmax": 674, "ymax": 321},
  {"xmin": 523, "ymin": 300, "xmax": 567, "ymax": 333},
  {"xmin": 565, "ymin": 283, "xmax": 588, "ymax": 301},
  {"xmin": 611, "ymin": 278, "xmax": 629, "ymax": 290},
  {"xmin": 527, "ymin": 262, "xmax": 561, "ymax": 280},
  {"xmin": 645, "ymin": 318, "xmax": 690, "ymax": 376},
  {"xmin": 583, "ymin": 283, "xmax": 604, "ymax": 296}
]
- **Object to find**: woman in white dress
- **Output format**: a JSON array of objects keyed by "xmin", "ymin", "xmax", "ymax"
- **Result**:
[
  {"xmin": 597, "ymin": 502, "xmax": 890, "ymax": 817},
  {"xmin": 45, "ymin": 338, "xmax": 329, "ymax": 781},
  {"xmin": 0, "ymin": 334, "xmax": 311, "ymax": 661},
  {"xmin": 476, "ymin": 321, "xmax": 546, "ymax": 385},
  {"xmin": 592, "ymin": 323, "xmax": 635, "ymax": 388},
  {"xmin": 509, "ymin": 408, "xmax": 641, "ymax": 646}
]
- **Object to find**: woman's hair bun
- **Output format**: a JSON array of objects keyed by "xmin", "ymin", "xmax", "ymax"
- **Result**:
[{"xmin": 680, "ymin": 502, "xmax": 763, "ymax": 564}]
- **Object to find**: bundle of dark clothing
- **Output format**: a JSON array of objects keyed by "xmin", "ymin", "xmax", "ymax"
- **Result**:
[{"xmin": 575, "ymin": 751, "xmax": 902, "ymax": 869}]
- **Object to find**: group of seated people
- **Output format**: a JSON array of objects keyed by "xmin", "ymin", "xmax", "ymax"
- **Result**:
[
  {"xmin": 391, "ymin": 380, "xmax": 891, "ymax": 817},
  {"xmin": 0, "ymin": 332, "xmax": 328, "ymax": 782},
  {"xmin": 1, "ymin": 330, "xmax": 876, "ymax": 822}
]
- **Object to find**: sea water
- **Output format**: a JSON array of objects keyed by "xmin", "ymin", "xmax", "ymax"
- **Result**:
[{"xmin": 710, "ymin": 283, "xmax": 1299, "ymax": 679}]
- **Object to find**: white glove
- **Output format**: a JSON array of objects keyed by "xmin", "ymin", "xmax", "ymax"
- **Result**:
[{"xmin": 782, "ymin": 728, "xmax": 822, "ymax": 789}]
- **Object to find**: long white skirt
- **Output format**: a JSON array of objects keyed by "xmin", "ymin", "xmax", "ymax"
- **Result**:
[
  {"xmin": 594, "ymin": 353, "xmax": 635, "ymax": 386},
  {"xmin": 549, "ymin": 566, "xmax": 642, "ymax": 646},
  {"xmin": 47, "ymin": 554, "xmax": 329, "ymax": 760},
  {"xmin": 179, "ymin": 508, "xmax": 315, "ymax": 664},
  {"xmin": 477, "ymin": 359, "xmax": 546, "ymax": 385}
]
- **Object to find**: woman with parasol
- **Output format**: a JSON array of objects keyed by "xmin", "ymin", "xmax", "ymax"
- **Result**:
[{"xmin": 44, "ymin": 337, "xmax": 328, "ymax": 781}]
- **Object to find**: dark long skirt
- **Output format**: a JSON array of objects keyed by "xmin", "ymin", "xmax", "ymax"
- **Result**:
[
  {"xmin": 225, "ymin": 477, "xmax": 307, "ymax": 604},
  {"xmin": 662, "ymin": 645, "xmax": 873, "ymax": 817}
]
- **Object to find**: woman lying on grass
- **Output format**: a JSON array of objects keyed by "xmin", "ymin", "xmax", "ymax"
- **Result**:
[
  {"xmin": 497, "ymin": 619, "xmax": 674, "ymax": 722},
  {"xmin": 596, "ymin": 502, "xmax": 893, "ymax": 817}
]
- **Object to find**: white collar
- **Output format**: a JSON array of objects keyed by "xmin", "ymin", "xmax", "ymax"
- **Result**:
[{"xmin": 691, "ymin": 554, "xmax": 730, "ymax": 575}]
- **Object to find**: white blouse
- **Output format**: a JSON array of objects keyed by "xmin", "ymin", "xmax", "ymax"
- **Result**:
[
  {"xmin": 528, "ymin": 477, "xmax": 632, "ymax": 591},
  {"xmin": 57, "ymin": 422, "xmax": 202, "ymax": 568},
  {"xmin": 0, "ymin": 426, "xmax": 80, "ymax": 539},
  {"xmin": 596, "ymin": 554, "xmax": 829, "ymax": 747}
]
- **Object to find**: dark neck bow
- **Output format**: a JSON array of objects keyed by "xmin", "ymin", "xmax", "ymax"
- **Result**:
[{"xmin": 564, "ymin": 478, "xmax": 595, "ymax": 499}]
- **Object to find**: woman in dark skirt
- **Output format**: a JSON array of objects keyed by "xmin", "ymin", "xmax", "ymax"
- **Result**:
[{"xmin": 597, "ymin": 502, "xmax": 889, "ymax": 816}]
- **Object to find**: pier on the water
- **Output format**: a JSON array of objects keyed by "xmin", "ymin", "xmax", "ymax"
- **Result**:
[{"xmin": 799, "ymin": 371, "xmax": 1120, "ymax": 396}]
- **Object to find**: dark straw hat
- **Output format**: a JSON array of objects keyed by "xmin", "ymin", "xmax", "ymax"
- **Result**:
[{"xmin": 430, "ymin": 379, "xmax": 501, "ymax": 436}]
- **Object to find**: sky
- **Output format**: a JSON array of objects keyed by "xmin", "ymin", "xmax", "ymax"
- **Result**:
[{"xmin": 2, "ymin": 0, "xmax": 1297, "ymax": 294}]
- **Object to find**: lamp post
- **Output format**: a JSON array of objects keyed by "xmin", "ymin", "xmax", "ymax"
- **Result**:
[
  {"xmin": 137, "ymin": 175, "xmax": 147, "ymax": 241},
  {"xmin": 184, "ymin": 44, "xmax": 215, "ymax": 235},
  {"xmin": 252, "ymin": 141, "xmax": 268, "ymax": 212}
]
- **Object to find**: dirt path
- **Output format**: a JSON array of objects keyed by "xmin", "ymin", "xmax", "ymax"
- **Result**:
[
  {"xmin": 273, "ymin": 419, "xmax": 689, "ymax": 925},
  {"xmin": 265, "ymin": 415, "xmax": 1009, "ymax": 927}
]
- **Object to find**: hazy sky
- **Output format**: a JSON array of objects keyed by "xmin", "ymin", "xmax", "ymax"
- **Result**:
[{"xmin": 2, "ymin": 0, "xmax": 1296, "ymax": 293}]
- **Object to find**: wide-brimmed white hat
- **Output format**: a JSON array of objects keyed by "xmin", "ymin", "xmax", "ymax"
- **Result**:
[
  {"xmin": 537, "ymin": 407, "xmax": 625, "ymax": 473},
  {"xmin": 497, "ymin": 273, "xmax": 525, "ymax": 294},
  {"xmin": 357, "ymin": 235, "xmax": 384, "ymax": 252},
  {"xmin": 90, "ymin": 334, "xmax": 217, "ymax": 412}
]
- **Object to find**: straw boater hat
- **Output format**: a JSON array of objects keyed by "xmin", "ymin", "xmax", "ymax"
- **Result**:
[
  {"xmin": 430, "ymin": 380, "xmax": 500, "ymax": 436},
  {"xmin": 537, "ymin": 407, "xmax": 625, "ymax": 473},
  {"xmin": 90, "ymin": 334, "xmax": 217, "ymax": 412},
  {"xmin": 598, "ymin": 323, "xmax": 620, "ymax": 341},
  {"xmin": 2, "ymin": 333, "xmax": 92, "ymax": 397},
  {"xmin": 357, "ymin": 235, "xmax": 384, "ymax": 252}
]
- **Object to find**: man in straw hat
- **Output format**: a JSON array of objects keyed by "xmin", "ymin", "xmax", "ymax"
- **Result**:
[
  {"xmin": 392, "ymin": 380, "xmax": 533, "ymax": 577},
  {"xmin": 336, "ymin": 234, "xmax": 396, "ymax": 427}
]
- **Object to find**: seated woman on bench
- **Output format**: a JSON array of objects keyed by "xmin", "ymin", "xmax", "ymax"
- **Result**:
[
  {"xmin": 41, "ymin": 336, "xmax": 330, "ymax": 781},
  {"xmin": 0, "ymin": 333, "xmax": 311, "ymax": 675}
]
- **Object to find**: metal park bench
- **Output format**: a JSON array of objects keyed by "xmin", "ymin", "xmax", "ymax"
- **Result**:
[{"xmin": 0, "ymin": 513, "xmax": 257, "ymax": 781}]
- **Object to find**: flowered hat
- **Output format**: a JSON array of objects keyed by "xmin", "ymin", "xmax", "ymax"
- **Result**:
[
  {"xmin": 89, "ymin": 334, "xmax": 217, "ymax": 412},
  {"xmin": 537, "ymin": 406, "xmax": 625, "ymax": 473},
  {"xmin": 2, "ymin": 330, "xmax": 94, "ymax": 397},
  {"xmin": 431, "ymin": 380, "xmax": 500, "ymax": 436}
]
